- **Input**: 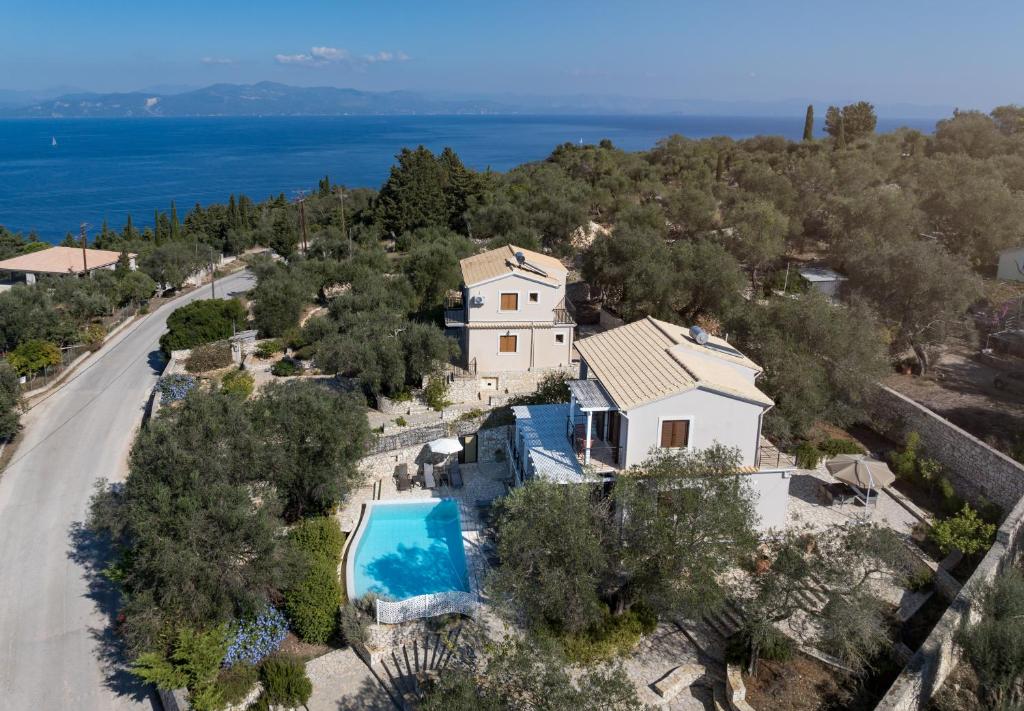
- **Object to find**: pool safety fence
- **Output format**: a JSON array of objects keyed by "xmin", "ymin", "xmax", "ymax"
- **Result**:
[{"xmin": 376, "ymin": 591, "xmax": 479, "ymax": 624}]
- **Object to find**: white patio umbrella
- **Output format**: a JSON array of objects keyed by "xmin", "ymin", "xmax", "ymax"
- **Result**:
[
  {"xmin": 825, "ymin": 454, "xmax": 895, "ymax": 505},
  {"xmin": 428, "ymin": 438, "xmax": 463, "ymax": 456}
]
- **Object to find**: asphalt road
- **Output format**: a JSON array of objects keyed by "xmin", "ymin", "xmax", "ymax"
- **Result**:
[{"xmin": 0, "ymin": 270, "xmax": 254, "ymax": 710}]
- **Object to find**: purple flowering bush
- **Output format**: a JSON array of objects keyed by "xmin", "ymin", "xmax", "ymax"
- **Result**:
[
  {"xmin": 223, "ymin": 606, "xmax": 288, "ymax": 668},
  {"xmin": 158, "ymin": 374, "xmax": 197, "ymax": 404}
]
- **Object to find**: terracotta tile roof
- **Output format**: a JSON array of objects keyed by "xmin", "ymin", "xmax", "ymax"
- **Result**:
[
  {"xmin": 459, "ymin": 245, "xmax": 566, "ymax": 287},
  {"xmin": 574, "ymin": 317, "xmax": 772, "ymax": 411},
  {"xmin": 0, "ymin": 246, "xmax": 130, "ymax": 274}
]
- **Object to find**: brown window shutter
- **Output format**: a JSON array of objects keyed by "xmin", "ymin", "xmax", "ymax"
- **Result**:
[
  {"xmin": 676, "ymin": 420, "xmax": 689, "ymax": 448},
  {"xmin": 661, "ymin": 421, "xmax": 673, "ymax": 448},
  {"xmin": 499, "ymin": 335, "xmax": 517, "ymax": 353},
  {"xmin": 501, "ymin": 293, "xmax": 518, "ymax": 310},
  {"xmin": 661, "ymin": 420, "xmax": 690, "ymax": 448}
]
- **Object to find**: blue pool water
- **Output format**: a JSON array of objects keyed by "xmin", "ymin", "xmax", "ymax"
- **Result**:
[{"xmin": 350, "ymin": 499, "xmax": 470, "ymax": 601}]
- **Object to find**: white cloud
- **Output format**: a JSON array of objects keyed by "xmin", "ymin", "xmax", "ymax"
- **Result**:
[
  {"xmin": 311, "ymin": 46, "xmax": 350, "ymax": 62},
  {"xmin": 275, "ymin": 46, "xmax": 409, "ymax": 68},
  {"xmin": 201, "ymin": 56, "xmax": 235, "ymax": 66},
  {"xmin": 275, "ymin": 53, "xmax": 317, "ymax": 66}
]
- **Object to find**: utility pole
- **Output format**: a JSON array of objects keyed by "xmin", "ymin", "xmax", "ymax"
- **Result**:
[
  {"xmin": 210, "ymin": 254, "xmax": 217, "ymax": 299},
  {"xmin": 79, "ymin": 222, "xmax": 89, "ymax": 272}
]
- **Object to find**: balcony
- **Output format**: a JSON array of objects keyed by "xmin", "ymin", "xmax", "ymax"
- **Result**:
[
  {"xmin": 567, "ymin": 415, "xmax": 621, "ymax": 472},
  {"xmin": 553, "ymin": 297, "xmax": 575, "ymax": 325},
  {"xmin": 444, "ymin": 308, "xmax": 466, "ymax": 327}
]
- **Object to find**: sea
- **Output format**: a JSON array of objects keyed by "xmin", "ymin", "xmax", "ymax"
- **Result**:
[{"xmin": 0, "ymin": 114, "xmax": 937, "ymax": 239}]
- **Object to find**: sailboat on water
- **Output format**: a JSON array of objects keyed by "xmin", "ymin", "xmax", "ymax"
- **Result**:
[{"xmin": 51, "ymin": 136, "xmax": 57, "ymax": 147}]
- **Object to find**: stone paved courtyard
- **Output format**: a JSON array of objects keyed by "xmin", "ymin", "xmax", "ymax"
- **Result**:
[{"xmin": 785, "ymin": 462, "xmax": 921, "ymax": 538}]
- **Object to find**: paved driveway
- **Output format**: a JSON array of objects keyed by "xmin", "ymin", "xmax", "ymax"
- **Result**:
[{"xmin": 0, "ymin": 271, "xmax": 254, "ymax": 710}]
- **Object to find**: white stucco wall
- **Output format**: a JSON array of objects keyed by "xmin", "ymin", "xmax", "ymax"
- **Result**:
[
  {"xmin": 620, "ymin": 387, "xmax": 765, "ymax": 468},
  {"xmin": 743, "ymin": 470, "xmax": 791, "ymax": 531},
  {"xmin": 465, "ymin": 272, "xmax": 565, "ymax": 322},
  {"xmin": 997, "ymin": 247, "xmax": 1024, "ymax": 283},
  {"xmin": 463, "ymin": 271, "xmax": 573, "ymax": 372},
  {"xmin": 467, "ymin": 325, "xmax": 574, "ymax": 373}
]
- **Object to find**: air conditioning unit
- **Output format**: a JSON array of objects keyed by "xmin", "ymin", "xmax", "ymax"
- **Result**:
[{"xmin": 470, "ymin": 295, "xmax": 485, "ymax": 307}]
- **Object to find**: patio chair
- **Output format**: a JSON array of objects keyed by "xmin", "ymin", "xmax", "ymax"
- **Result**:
[
  {"xmin": 395, "ymin": 464, "xmax": 411, "ymax": 492},
  {"xmin": 423, "ymin": 462, "xmax": 436, "ymax": 489}
]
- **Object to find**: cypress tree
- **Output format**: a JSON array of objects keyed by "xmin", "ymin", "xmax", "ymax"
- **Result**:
[
  {"xmin": 228, "ymin": 195, "xmax": 239, "ymax": 229},
  {"xmin": 803, "ymin": 105, "xmax": 814, "ymax": 141},
  {"xmin": 715, "ymin": 152, "xmax": 724, "ymax": 182},
  {"xmin": 153, "ymin": 209, "xmax": 162, "ymax": 243},
  {"xmin": 170, "ymin": 201, "xmax": 180, "ymax": 240},
  {"xmin": 123, "ymin": 214, "xmax": 135, "ymax": 240}
]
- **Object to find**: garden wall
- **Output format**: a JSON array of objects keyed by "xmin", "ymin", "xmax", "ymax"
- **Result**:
[
  {"xmin": 867, "ymin": 385, "xmax": 1024, "ymax": 511},
  {"xmin": 868, "ymin": 385, "xmax": 1024, "ymax": 710}
]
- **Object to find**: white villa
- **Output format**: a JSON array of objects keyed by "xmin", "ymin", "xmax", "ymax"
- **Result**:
[
  {"xmin": 445, "ymin": 245, "xmax": 575, "ymax": 374},
  {"xmin": 509, "ymin": 317, "xmax": 794, "ymax": 529},
  {"xmin": 0, "ymin": 246, "xmax": 136, "ymax": 292}
]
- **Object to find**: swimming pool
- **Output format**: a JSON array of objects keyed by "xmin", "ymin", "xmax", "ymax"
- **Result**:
[{"xmin": 347, "ymin": 499, "xmax": 471, "ymax": 601}]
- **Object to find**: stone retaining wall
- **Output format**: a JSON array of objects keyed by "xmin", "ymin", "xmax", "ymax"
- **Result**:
[
  {"xmin": 868, "ymin": 385, "xmax": 1024, "ymax": 710},
  {"xmin": 867, "ymin": 385, "xmax": 1024, "ymax": 510}
]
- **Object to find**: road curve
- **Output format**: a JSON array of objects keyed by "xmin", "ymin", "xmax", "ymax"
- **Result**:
[{"xmin": 0, "ymin": 271, "xmax": 255, "ymax": 710}]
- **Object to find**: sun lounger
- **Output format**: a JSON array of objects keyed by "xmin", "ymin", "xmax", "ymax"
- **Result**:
[
  {"xmin": 395, "ymin": 464, "xmax": 411, "ymax": 491},
  {"xmin": 423, "ymin": 462, "xmax": 435, "ymax": 489}
]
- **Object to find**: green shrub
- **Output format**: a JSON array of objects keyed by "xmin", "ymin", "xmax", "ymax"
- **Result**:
[
  {"xmin": 931, "ymin": 504, "xmax": 997, "ymax": 556},
  {"xmin": 131, "ymin": 624, "xmax": 232, "ymax": 711},
  {"xmin": 259, "ymin": 656, "xmax": 312, "ymax": 709},
  {"xmin": 288, "ymin": 516, "xmax": 345, "ymax": 561},
  {"xmin": 186, "ymin": 341, "xmax": 234, "ymax": 373},
  {"xmin": 817, "ymin": 438, "xmax": 865, "ymax": 457},
  {"xmin": 221, "ymin": 369, "xmax": 255, "ymax": 398},
  {"xmin": 906, "ymin": 568, "xmax": 934, "ymax": 592},
  {"xmin": 394, "ymin": 416, "xmax": 407, "ymax": 427},
  {"xmin": 79, "ymin": 322, "xmax": 106, "ymax": 349},
  {"xmin": 284, "ymin": 518, "xmax": 345, "ymax": 644},
  {"xmin": 271, "ymin": 359, "xmax": 299, "ymax": 377},
  {"xmin": 794, "ymin": 442, "xmax": 823, "ymax": 469},
  {"xmin": 509, "ymin": 372, "xmax": 572, "ymax": 406},
  {"xmin": 338, "ymin": 595, "xmax": 377, "ymax": 647},
  {"xmin": 7, "ymin": 339, "xmax": 61, "ymax": 376},
  {"xmin": 160, "ymin": 298, "xmax": 247, "ymax": 353},
  {"xmin": 725, "ymin": 627, "xmax": 793, "ymax": 666},
  {"xmin": 938, "ymin": 476, "xmax": 962, "ymax": 515},
  {"xmin": 956, "ymin": 569, "xmax": 1024, "ymax": 710},
  {"xmin": 890, "ymin": 431, "xmax": 920, "ymax": 480},
  {"xmin": 214, "ymin": 663, "xmax": 259, "ymax": 707},
  {"xmin": 558, "ymin": 606, "xmax": 657, "ymax": 664},
  {"xmin": 254, "ymin": 340, "xmax": 283, "ymax": 359},
  {"xmin": 391, "ymin": 390, "xmax": 413, "ymax": 402},
  {"xmin": 423, "ymin": 374, "xmax": 451, "ymax": 411},
  {"xmin": 918, "ymin": 457, "xmax": 942, "ymax": 483}
]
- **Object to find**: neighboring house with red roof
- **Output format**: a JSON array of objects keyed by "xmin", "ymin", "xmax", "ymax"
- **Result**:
[{"xmin": 0, "ymin": 246, "xmax": 135, "ymax": 291}]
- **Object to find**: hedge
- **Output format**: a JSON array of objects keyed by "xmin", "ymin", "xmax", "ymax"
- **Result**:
[
  {"xmin": 283, "ymin": 517, "xmax": 345, "ymax": 644},
  {"xmin": 159, "ymin": 299, "xmax": 247, "ymax": 353}
]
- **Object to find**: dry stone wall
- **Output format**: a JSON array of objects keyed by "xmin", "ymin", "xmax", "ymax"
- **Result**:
[
  {"xmin": 867, "ymin": 384, "xmax": 1024, "ymax": 710},
  {"xmin": 867, "ymin": 385, "xmax": 1024, "ymax": 510}
]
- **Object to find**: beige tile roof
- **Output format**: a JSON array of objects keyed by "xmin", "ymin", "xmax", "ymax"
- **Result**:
[
  {"xmin": 0, "ymin": 246, "xmax": 130, "ymax": 274},
  {"xmin": 575, "ymin": 317, "xmax": 772, "ymax": 411},
  {"xmin": 459, "ymin": 245, "xmax": 566, "ymax": 287},
  {"xmin": 648, "ymin": 317, "xmax": 762, "ymax": 372}
]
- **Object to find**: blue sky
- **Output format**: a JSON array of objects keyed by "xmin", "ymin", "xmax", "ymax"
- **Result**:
[{"xmin": 2, "ymin": 0, "xmax": 1021, "ymax": 109}]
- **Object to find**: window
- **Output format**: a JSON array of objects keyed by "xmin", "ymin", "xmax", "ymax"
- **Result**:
[
  {"xmin": 529, "ymin": 292, "xmax": 539, "ymax": 303},
  {"xmin": 660, "ymin": 419, "xmax": 690, "ymax": 449},
  {"xmin": 500, "ymin": 293, "xmax": 519, "ymax": 311},
  {"xmin": 555, "ymin": 333, "xmax": 565, "ymax": 344},
  {"xmin": 499, "ymin": 335, "xmax": 518, "ymax": 353}
]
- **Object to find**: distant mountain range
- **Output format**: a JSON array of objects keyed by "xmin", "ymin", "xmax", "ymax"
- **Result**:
[{"xmin": 0, "ymin": 81, "xmax": 956, "ymax": 119}]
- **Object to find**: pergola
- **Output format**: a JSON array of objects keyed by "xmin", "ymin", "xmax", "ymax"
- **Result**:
[{"xmin": 566, "ymin": 378, "xmax": 616, "ymax": 466}]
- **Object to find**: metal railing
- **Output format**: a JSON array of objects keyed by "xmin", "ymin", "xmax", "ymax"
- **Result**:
[
  {"xmin": 444, "ymin": 308, "xmax": 466, "ymax": 327},
  {"xmin": 444, "ymin": 291, "xmax": 464, "ymax": 310},
  {"xmin": 567, "ymin": 417, "xmax": 620, "ymax": 468}
]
